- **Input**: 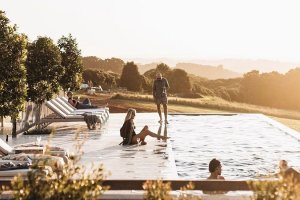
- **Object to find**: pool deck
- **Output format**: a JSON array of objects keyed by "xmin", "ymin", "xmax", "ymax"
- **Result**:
[{"xmin": 5, "ymin": 113, "xmax": 178, "ymax": 180}]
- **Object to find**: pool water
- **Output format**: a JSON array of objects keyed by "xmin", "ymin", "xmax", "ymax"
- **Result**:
[{"xmin": 168, "ymin": 114, "xmax": 300, "ymax": 179}]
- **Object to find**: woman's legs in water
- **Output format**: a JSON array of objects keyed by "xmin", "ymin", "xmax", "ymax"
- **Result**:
[{"xmin": 131, "ymin": 126, "xmax": 169, "ymax": 144}]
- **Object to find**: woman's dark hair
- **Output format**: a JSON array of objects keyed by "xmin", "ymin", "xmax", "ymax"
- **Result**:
[
  {"xmin": 209, "ymin": 158, "xmax": 221, "ymax": 173},
  {"xmin": 67, "ymin": 91, "xmax": 73, "ymax": 97}
]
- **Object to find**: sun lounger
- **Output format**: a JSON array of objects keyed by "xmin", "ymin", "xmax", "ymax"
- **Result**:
[
  {"xmin": 51, "ymin": 98, "xmax": 108, "ymax": 121},
  {"xmin": 0, "ymin": 154, "xmax": 64, "ymax": 178},
  {"xmin": 0, "ymin": 168, "xmax": 30, "ymax": 178},
  {"xmin": 42, "ymin": 101, "xmax": 104, "ymax": 124},
  {"xmin": 0, "ymin": 140, "xmax": 68, "ymax": 177},
  {"xmin": 49, "ymin": 99, "xmax": 105, "ymax": 122},
  {"xmin": 59, "ymin": 96, "xmax": 109, "ymax": 114},
  {"xmin": 0, "ymin": 139, "xmax": 68, "ymax": 159},
  {"xmin": 1, "ymin": 153, "xmax": 65, "ymax": 171}
]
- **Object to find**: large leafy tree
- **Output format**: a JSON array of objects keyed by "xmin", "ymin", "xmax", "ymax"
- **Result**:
[
  {"xmin": 58, "ymin": 34, "xmax": 83, "ymax": 91},
  {"xmin": 119, "ymin": 62, "xmax": 142, "ymax": 91},
  {"xmin": 168, "ymin": 68, "xmax": 191, "ymax": 93},
  {"xmin": 82, "ymin": 69, "xmax": 118, "ymax": 90},
  {"xmin": 26, "ymin": 37, "xmax": 63, "ymax": 129},
  {"xmin": 0, "ymin": 10, "xmax": 27, "ymax": 134},
  {"xmin": 82, "ymin": 56, "xmax": 124, "ymax": 74},
  {"xmin": 26, "ymin": 37, "xmax": 63, "ymax": 104}
]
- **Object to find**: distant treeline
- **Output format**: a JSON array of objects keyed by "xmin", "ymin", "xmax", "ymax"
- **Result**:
[
  {"xmin": 82, "ymin": 56, "xmax": 124, "ymax": 74},
  {"xmin": 82, "ymin": 56, "xmax": 300, "ymax": 111},
  {"xmin": 191, "ymin": 69, "xmax": 300, "ymax": 111}
]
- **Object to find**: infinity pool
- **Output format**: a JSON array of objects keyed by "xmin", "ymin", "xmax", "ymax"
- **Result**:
[
  {"xmin": 2, "ymin": 113, "xmax": 300, "ymax": 180},
  {"xmin": 168, "ymin": 114, "xmax": 300, "ymax": 179}
]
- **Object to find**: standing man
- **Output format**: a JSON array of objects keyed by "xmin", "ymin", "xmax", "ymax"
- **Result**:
[{"xmin": 153, "ymin": 72, "xmax": 169, "ymax": 124}]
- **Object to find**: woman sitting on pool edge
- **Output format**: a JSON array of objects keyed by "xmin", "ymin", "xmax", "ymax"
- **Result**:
[{"xmin": 120, "ymin": 108, "xmax": 170, "ymax": 145}]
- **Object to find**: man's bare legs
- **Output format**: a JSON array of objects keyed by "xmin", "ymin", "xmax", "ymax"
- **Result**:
[
  {"xmin": 132, "ymin": 126, "xmax": 170, "ymax": 145},
  {"xmin": 163, "ymin": 103, "xmax": 168, "ymax": 124},
  {"xmin": 157, "ymin": 104, "xmax": 162, "ymax": 123},
  {"xmin": 157, "ymin": 104, "xmax": 168, "ymax": 124}
]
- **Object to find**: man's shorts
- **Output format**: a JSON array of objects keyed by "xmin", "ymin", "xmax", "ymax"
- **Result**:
[{"xmin": 155, "ymin": 97, "xmax": 168, "ymax": 105}]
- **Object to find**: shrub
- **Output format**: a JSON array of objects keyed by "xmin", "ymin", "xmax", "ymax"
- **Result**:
[
  {"xmin": 143, "ymin": 180, "xmax": 201, "ymax": 200},
  {"xmin": 9, "ymin": 133, "xmax": 109, "ymax": 200},
  {"xmin": 248, "ymin": 177, "xmax": 300, "ymax": 200},
  {"xmin": 178, "ymin": 182, "xmax": 201, "ymax": 200},
  {"xmin": 143, "ymin": 180, "xmax": 171, "ymax": 200}
]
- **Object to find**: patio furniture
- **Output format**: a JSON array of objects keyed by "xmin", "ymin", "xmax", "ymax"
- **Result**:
[
  {"xmin": 0, "ymin": 138, "xmax": 68, "ymax": 159},
  {"xmin": 51, "ymin": 98, "xmax": 108, "ymax": 122},
  {"xmin": 59, "ymin": 96, "xmax": 109, "ymax": 115},
  {"xmin": 42, "ymin": 101, "xmax": 103, "ymax": 123}
]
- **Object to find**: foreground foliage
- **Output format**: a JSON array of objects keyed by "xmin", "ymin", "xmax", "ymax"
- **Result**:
[
  {"xmin": 143, "ymin": 180, "xmax": 200, "ymax": 200},
  {"xmin": 10, "ymin": 133, "xmax": 108, "ymax": 200},
  {"xmin": 249, "ymin": 177, "xmax": 300, "ymax": 200}
]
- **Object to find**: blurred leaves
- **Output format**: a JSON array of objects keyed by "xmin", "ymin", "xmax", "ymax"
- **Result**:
[
  {"xmin": 249, "ymin": 177, "xmax": 300, "ymax": 200},
  {"xmin": 10, "ymin": 133, "xmax": 108, "ymax": 200},
  {"xmin": 143, "ymin": 180, "xmax": 201, "ymax": 200}
]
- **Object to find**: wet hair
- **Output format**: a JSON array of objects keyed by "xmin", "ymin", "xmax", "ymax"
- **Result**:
[
  {"xmin": 209, "ymin": 158, "xmax": 221, "ymax": 173},
  {"xmin": 124, "ymin": 108, "xmax": 136, "ymax": 122}
]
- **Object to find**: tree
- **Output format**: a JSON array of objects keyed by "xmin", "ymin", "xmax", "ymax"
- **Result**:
[
  {"xmin": 143, "ymin": 68, "xmax": 157, "ymax": 80},
  {"xmin": 26, "ymin": 37, "xmax": 63, "ymax": 128},
  {"xmin": 0, "ymin": 10, "xmax": 28, "ymax": 135},
  {"xmin": 119, "ymin": 62, "xmax": 142, "ymax": 91},
  {"xmin": 82, "ymin": 56, "xmax": 101, "ymax": 69},
  {"xmin": 156, "ymin": 63, "xmax": 171, "ymax": 76},
  {"xmin": 141, "ymin": 75, "xmax": 152, "ymax": 92},
  {"xmin": 102, "ymin": 57, "xmax": 124, "ymax": 74},
  {"xmin": 240, "ymin": 70, "xmax": 262, "ymax": 104},
  {"xmin": 58, "ymin": 34, "xmax": 83, "ymax": 91},
  {"xmin": 82, "ymin": 56, "xmax": 124, "ymax": 74},
  {"xmin": 82, "ymin": 69, "xmax": 118, "ymax": 90},
  {"xmin": 168, "ymin": 68, "xmax": 191, "ymax": 93}
]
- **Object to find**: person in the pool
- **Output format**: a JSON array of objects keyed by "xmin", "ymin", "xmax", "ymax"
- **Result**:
[
  {"xmin": 277, "ymin": 160, "xmax": 300, "ymax": 182},
  {"xmin": 207, "ymin": 158, "xmax": 225, "ymax": 180},
  {"xmin": 120, "ymin": 108, "xmax": 170, "ymax": 145},
  {"xmin": 203, "ymin": 158, "xmax": 226, "ymax": 194}
]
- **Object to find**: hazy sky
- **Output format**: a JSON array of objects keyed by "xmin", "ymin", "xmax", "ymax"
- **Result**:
[{"xmin": 1, "ymin": 0, "xmax": 300, "ymax": 62}]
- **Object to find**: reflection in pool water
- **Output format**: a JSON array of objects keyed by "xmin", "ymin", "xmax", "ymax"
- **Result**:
[{"xmin": 168, "ymin": 114, "xmax": 300, "ymax": 180}]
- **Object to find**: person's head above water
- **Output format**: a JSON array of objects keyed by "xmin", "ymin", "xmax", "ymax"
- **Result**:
[
  {"xmin": 124, "ymin": 108, "xmax": 136, "ymax": 122},
  {"xmin": 209, "ymin": 158, "xmax": 222, "ymax": 175},
  {"xmin": 279, "ymin": 160, "xmax": 288, "ymax": 172},
  {"xmin": 156, "ymin": 72, "xmax": 162, "ymax": 79}
]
